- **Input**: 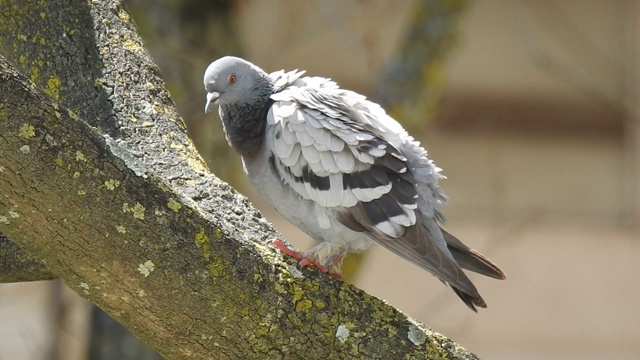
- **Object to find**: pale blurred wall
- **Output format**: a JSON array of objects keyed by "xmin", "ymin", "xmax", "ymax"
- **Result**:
[
  {"xmin": 237, "ymin": 1, "xmax": 640, "ymax": 360},
  {"xmin": 437, "ymin": 0, "xmax": 630, "ymax": 220},
  {"xmin": 237, "ymin": 1, "xmax": 414, "ymax": 92},
  {"xmin": 238, "ymin": 0, "xmax": 632, "ymax": 219},
  {"xmin": 446, "ymin": 1, "xmax": 625, "ymax": 103}
]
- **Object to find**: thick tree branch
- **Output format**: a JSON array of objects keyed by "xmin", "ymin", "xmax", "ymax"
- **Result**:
[{"xmin": 0, "ymin": 0, "xmax": 479, "ymax": 359}]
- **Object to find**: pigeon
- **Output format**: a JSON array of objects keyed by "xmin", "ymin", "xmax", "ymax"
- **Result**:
[{"xmin": 204, "ymin": 56, "xmax": 506, "ymax": 311}]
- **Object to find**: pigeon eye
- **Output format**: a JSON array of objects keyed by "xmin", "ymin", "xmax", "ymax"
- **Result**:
[{"xmin": 228, "ymin": 74, "xmax": 237, "ymax": 84}]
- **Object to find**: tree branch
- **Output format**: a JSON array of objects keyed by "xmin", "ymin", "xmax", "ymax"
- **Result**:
[{"xmin": 0, "ymin": 1, "xmax": 478, "ymax": 359}]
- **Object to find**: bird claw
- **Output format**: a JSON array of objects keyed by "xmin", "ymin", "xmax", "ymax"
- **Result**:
[
  {"xmin": 298, "ymin": 258, "xmax": 342, "ymax": 280},
  {"xmin": 272, "ymin": 239, "xmax": 342, "ymax": 280},
  {"xmin": 298, "ymin": 257, "xmax": 328, "ymax": 273}
]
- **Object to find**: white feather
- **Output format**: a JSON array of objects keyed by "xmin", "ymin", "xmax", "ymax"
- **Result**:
[
  {"xmin": 333, "ymin": 149, "xmax": 355, "ymax": 173},
  {"xmin": 312, "ymin": 141, "xmax": 330, "ymax": 152},
  {"xmin": 281, "ymin": 124, "xmax": 297, "ymax": 144},
  {"xmin": 274, "ymin": 135, "xmax": 294, "ymax": 158},
  {"xmin": 303, "ymin": 108, "xmax": 323, "ymax": 118},
  {"xmin": 341, "ymin": 188, "xmax": 359, "ymax": 207},
  {"xmin": 308, "ymin": 160, "xmax": 329, "ymax": 176},
  {"xmin": 273, "ymin": 101, "xmax": 297, "ymax": 118},
  {"xmin": 375, "ymin": 220, "xmax": 403, "ymax": 238},
  {"xmin": 389, "ymin": 212, "xmax": 414, "ymax": 227},
  {"xmin": 302, "ymin": 112, "xmax": 323, "ymax": 128},
  {"xmin": 318, "ymin": 117, "xmax": 337, "ymax": 130},
  {"xmin": 304, "ymin": 123, "xmax": 325, "ymax": 139},
  {"xmin": 351, "ymin": 185, "xmax": 389, "ymax": 202},
  {"xmin": 266, "ymin": 107, "xmax": 277, "ymax": 125},
  {"xmin": 348, "ymin": 146, "xmax": 375, "ymax": 164},
  {"xmin": 319, "ymin": 150, "xmax": 338, "ymax": 172},
  {"xmin": 354, "ymin": 133, "xmax": 374, "ymax": 141},
  {"xmin": 295, "ymin": 128, "xmax": 315, "ymax": 146},
  {"xmin": 367, "ymin": 146, "xmax": 386, "ymax": 157},
  {"xmin": 316, "ymin": 206, "xmax": 331, "ymax": 229},
  {"xmin": 293, "ymin": 109, "xmax": 306, "ymax": 124},
  {"xmin": 289, "ymin": 160, "xmax": 304, "ymax": 177},
  {"xmin": 300, "ymin": 144, "xmax": 321, "ymax": 164},
  {"xmin": 325, "ymin": 173, "xmax": 344, "ymax": 207},
  {"xmin": 333, "ymin": 129, "xmax": 357, "ymax": 145},
  {"xmin": 280, "ymin": 143, "xmax": 301, "ymax": 167},
  {"xmin": 326, "ymin": 134, "xmax": 345, "ymax": 152}
]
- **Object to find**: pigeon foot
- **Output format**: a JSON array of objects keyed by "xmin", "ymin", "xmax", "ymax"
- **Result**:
[{"xmin": 273, "ymin": 239, "xmax": 342, "ymax": 279}]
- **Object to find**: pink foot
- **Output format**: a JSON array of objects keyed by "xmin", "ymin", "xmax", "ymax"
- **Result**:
[
  {"xmin": 327, "ymin": 250, "xmax": 347, "ymax": 270},
  {"xmin": 272, "ymin": 239, "xmax": 304, "ymax": 261},
  {"xmin": 298, "ymin": 257, "xmax": 329, "ymax": 273},
  {"xmin": 272, "ymin": 240, "xmax": 342, "ymax": 280},
  {"xmin": 299, "ymin": 258, "xmax": 342, "ymax": 280}
]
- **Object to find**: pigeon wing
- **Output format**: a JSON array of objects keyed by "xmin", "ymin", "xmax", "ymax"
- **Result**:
[{"xmin": 265, "ymin": 75, "xmax": 483, "ymax": 307}]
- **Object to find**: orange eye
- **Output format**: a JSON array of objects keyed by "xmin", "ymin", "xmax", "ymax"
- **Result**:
[{"xmin": 228, "ymin": 74, "xmax": 236, "ymax": 84}]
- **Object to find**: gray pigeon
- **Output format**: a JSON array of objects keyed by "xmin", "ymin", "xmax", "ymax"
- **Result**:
[{"xmin": 204, "ymin": 56, "xmax": 506, "ymax": 311}]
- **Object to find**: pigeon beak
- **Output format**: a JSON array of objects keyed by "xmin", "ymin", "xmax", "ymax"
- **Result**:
[{"xmin": 205, "ymin": 92, "xmax": 220, "ymax": 114}]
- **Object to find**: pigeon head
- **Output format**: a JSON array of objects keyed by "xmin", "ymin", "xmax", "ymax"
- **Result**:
[{"xmin": 203, "ymin": 56, "xmax": 269, "ymax": 113}]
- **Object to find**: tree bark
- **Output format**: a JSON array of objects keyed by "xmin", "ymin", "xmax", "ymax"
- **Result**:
[{"xmin": 0, "ymin": 1, "xmax": 478, "ymax": 359}]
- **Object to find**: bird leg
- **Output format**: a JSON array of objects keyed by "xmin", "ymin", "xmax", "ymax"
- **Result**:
[
  {"xmin": 321, "ymin": 248, "xmax": 347, "ymax": 273},
  {"xmin": 271, "ymin": 239, "xmax": 305, "ymax": 261}
]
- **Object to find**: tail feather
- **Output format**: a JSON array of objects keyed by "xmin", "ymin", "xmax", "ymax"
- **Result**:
[
  {"xmin": 451, "ymin": 286, "xmax": 487, "ymax": 312},
  {"xmin": 440, "ymin": 227, "xmax": 507, "ymax": 280}
]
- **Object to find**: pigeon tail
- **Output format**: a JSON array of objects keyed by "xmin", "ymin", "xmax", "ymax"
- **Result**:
[{"xmin": 440, "ymin": 227, "xmax": 507, "ymax": 280}]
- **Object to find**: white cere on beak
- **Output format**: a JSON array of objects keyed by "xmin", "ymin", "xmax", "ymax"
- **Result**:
[{"xmin": 205, "ymin": 92, "xmax": 220, "ymax": 113}]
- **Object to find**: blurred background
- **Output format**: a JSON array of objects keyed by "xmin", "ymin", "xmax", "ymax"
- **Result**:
[{"xmin": 2, "ymin": 0, "xmax": 639, "ymax": 359}]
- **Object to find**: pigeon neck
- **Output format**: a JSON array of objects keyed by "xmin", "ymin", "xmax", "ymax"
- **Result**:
[{"xmin": 220, "ymin": 91, "xmax": 272, "ymax": 158}]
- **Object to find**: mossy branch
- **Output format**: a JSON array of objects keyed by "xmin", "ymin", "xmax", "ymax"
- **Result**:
[{"xmin": 0, "ymin": 1, "xmax": 478, "ymax": 359}]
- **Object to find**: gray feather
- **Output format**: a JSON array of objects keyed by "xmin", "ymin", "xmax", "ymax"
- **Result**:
[{"xmin": 441, "ymin": 227, "xmax": 507, "ymax": 280}]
